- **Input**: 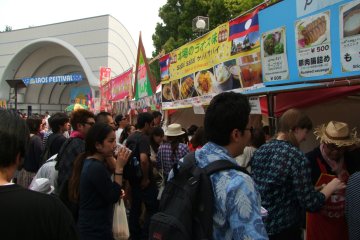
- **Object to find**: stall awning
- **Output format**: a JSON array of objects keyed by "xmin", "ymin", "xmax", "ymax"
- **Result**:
[{"xmin": 241, "ymin": 79, "xmax": 360, "ymax": 117}]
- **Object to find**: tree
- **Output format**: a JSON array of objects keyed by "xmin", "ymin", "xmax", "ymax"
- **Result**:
[
  {"xmin": 152, "ymin": 0, "xmax": 280, "ymax": 55},
  {"xmin": 4, "ymin": 25, "xmax": 12, "ymax": 32}
]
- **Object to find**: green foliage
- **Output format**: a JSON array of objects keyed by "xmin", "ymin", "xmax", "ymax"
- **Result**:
[{"xmin": 152, "ymin": 0, "xmax": 282, "ymax": 56}]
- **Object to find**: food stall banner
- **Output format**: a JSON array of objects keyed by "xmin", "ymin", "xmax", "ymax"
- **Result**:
[
  {"xmin": 296, "ymin": 0, "xmax": 343, "ymax": 17},
  {"xmin": 259, "ymin": 0, "xmax": 360, "ymax": 86},
  {"xmin": 70, "ymin": 86, "xmax": 92, "ymax": 106},
  {"xmin": 111, "ymin": 68, "xmax": 133, "ymax": 101},
  {"xmin": 162, "ymin": 5, "xmax": 265, "ymax": 110},
  {"xmin": 134, "ymin": 34, "xmax": 157, "ymax": 100}
]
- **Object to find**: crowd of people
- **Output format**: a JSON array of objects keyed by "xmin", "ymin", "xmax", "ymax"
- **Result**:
[{"xmin": 1, "ymin": 92, "xmax": 360, "ymax": 240}]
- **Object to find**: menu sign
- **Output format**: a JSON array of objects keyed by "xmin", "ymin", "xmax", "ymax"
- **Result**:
[
  {"xmin": 339, "ymin": 0, "xmax": 360, "ymax": 72},
  {"xmin": 261, "ymin": 27, "xmax": 289, "ymax": 82},
  {"xmin": 162, "ymin": 5, "xmax": 265, "ymax": 110},
  {"xmin": 295, "ymin": 11, "xmax": 332, "ymax": 77}
]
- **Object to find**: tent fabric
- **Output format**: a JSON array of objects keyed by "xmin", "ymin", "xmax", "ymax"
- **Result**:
[{"xmin": 260, "ymin": 85, "xmax": 360, "ymax": 117}]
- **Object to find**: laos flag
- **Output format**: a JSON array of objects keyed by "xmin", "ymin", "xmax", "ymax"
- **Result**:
[
  {"xmin": 228, "ymin": 5, "xmax": 264, "ymax": 41},
  {"xmin": 159, "ymin": 54, "xmax": 170, "ymax": 81}
]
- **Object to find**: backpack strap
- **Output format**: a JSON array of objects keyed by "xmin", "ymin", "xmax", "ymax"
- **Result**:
[{"xmin": 205, "ymin": 160, "xmax": 249, "ymax": 176}]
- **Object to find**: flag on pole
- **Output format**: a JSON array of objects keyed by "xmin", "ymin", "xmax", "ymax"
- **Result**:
[{"xmin": 228, "ymin": 6, "xmax": 264, "ymax": 41}]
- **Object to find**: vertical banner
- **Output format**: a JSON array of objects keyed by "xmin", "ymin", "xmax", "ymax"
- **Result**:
[
  {"xmin": 99, "ymin": 67, "xmax": 111, "ymax": 111},
  {"xmin": 261, "ymin": 26, "xmax": 289, "ymax": 81},
  {"xmin": 111, "ymin": 68, "xmax": 133, "ymax": 101},
  {"xmin": 159, "ymin": 54, "xmax": 170, "ymax": 82},
  {"xmin": 339, "ymin": 0, "xmax": 360, "ymax": 72},
  {"xmin": 134, "ymin": 34, "xmax": 156, "ymax": 100},
  {"xmin": 295, "ymin": 11, "xmax": 332, "ymax": 77}
]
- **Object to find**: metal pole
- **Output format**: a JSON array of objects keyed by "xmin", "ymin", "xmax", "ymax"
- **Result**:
[
  {"xmin": 14, "ymin": 83, "xmax": 18, "ymax": 111},
  {"xmin": 267, "ymin": 93, "xmax": 276, "ymax": 136}
]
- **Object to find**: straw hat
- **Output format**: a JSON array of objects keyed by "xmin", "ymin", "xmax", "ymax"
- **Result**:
[
  {"xmin": 165, "ymin": 123, "xmax": 185, "ymax": 136},
  {"xmin": 30, "ymin": 178, "xmax": 55, "ymax": 194},
  {"xmin": 314, "ymin": 121, "xmax": 360, "ymax": 147}
]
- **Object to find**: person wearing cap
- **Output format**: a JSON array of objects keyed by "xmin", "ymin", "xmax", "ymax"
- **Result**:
[
  {"xmin": 0, "ymin": 109, "xmax": 78, "ymax": 240},
  {"xmin": 305, "ymin": 121, "xmax": 360, "ymax": 240},
  {"xmin": 156, "ymin": 123, "xmax": 190, "ymax": 181}
]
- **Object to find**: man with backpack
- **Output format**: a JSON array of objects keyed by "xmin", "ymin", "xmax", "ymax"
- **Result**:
[
  {"xmin": 150, "ymin": 92, "xmax": 268, "ymax": 240},
  {"xmin": 125, "ymin": 112, "xmax": 158, "ymax": 240}
]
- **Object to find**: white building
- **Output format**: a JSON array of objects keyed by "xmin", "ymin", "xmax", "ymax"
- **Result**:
[{"xmin": 0, "ymin": 15, "xmax": 137, "ymax": 113}]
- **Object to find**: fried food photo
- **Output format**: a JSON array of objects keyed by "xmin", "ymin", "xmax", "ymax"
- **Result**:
[
  {"xmin": 171, "ymin": 81, "xmax": 180, "ymax": 100},
  {"xmin": 181, "ymin": 76, "xmax": 194, "ymax": 99},
  {"xmin": 196, "ymin": 71, "xmax": 213, "ymax": 95},
  {"xmin": 301, "ymin": 16, "xmax": 327, "ymax": 46},
  {"xmin": 162, "ymin": 84, "xmax": 172, "ymax": 101}
]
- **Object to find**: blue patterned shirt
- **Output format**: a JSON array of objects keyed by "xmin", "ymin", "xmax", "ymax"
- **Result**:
[
  {"xmin": 251, "ymin": 139, "xmax": 325, "ymax": 235},
  {"xmin": 194, "ymin": 142, "xmax": 268, "ymax": 240}
]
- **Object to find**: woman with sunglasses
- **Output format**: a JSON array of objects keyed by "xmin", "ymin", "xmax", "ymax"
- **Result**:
[{"xmin": 68, "ymin": 122, "xmax": 131, "ymax": 240}]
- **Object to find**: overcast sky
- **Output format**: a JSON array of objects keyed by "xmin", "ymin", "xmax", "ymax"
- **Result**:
[{"xmin": 0, "ymin": 0, "xmax": 167, "ymax": 56}]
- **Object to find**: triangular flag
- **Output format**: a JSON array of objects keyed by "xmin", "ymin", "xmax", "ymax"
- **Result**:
[{"xmin": 134, "ymin": 33, "xmax": 157, "ymax": 100}]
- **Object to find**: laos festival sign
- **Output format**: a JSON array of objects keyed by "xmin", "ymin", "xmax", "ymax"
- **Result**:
[
  {"xmin": 22, "ymin": 74, "xmax": 83, "ymax": 85},
  {"xmin": 297, "ymin": 0, "xmax": 343, "ymax": 17},
  {"xmin": 162, "ymin": 5, "xmax": 265, "ymax": 110}
]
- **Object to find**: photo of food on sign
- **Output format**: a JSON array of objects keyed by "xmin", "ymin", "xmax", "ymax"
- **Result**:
[
  {"xmin": 263, "ymin": 31, "xmax": 284, "ymax": 57},
  {"xmin": 297, "ymin": 12, "xmax": 329, "ymax": 48},
  {"xmin": 194, "ymin": 68, "xmax": 218, "ymax": 96},
  {"xmin": 171, "ymin": 80, "xmax": 180, "ymax": 100},
  {"xmin": 343, "ymin": 2, "xmax": 360, "ymax": 38},
  {"xmin": 214, "ymin": 59, "xmax": 241, "ymax": 91},
  {"xmin": 162, "ymin": 83, "xmax": 172, "ymax": 102},
  {"xmin": 180, "ymin": 74, "xmax": 197, "ymax": 99}
]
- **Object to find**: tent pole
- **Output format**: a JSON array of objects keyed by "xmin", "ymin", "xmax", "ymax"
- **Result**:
[{"xmin": 267, "ymin": 93, "xmax": 276, "ymax": 136}]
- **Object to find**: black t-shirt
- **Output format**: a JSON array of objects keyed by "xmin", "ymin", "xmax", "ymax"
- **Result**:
[
  {"xmin": 126, "ymin": 131, "xmax": 152, "ymax": 183},
  {"xmin": 0, "ymin": 184, "xmax": 78, "ymax": 240},
  {"xmin": 47, "ymin": 133, "xmax": 67, "ymax": 157}
]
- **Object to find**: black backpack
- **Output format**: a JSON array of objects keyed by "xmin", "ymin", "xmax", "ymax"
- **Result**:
[
  {"xmin": 149, "ymin": 152, "xmax": 248, "ymax": 240},
  {"xmin": 124, "ymin": 133, "xmax": 143, "ymax": 184}
]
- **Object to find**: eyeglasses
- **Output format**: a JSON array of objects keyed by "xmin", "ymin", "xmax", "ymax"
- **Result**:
[{"xmin": 84, "ymin": 122, "xmax": 95, "ymax": 126}]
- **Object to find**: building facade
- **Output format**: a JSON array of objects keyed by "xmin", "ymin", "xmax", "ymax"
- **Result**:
[{"xmin": 0, "ymin": 15, "xmax": 137, "ymax": 113}]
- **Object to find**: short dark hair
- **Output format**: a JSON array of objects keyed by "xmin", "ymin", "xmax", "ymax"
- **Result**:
[
  {"xmin": 70, "ymin": 109, "xmax": 95, "ymax": 130},
  {"xmin": 137, "ymin": 112, "xmax": 154, "ymax": 129},
  {"xmin": 204, "ymin": 92, "xmax": 250, "ymax": 146},
  {"xmin": 26, "ymin": 116, "xmax": 42, "ymax": 134},
  {"xmin": 49, "ymin": 112, "xmax": 69, "ymax": 133},
  {"xmin": 152, "ymin": 111, "xmax": 162, "ymax": 118},
  {"xmin": 0, "ymin": 110, "xmax": 29, "ymax": 168},
  {"xmin": 114, "ymin": 114, "xmax": 124, "ymax": 125},
  {"xmin": 187, "ymin": 125, "xmax": 199, "ymax": 136},
  {"xmin": 95, "ymin": 111, "xmax": 112, "ymax": 124}
]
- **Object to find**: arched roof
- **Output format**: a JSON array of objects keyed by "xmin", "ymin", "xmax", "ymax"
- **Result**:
[{"xmin": 2, "ymin": 38, "xmax": 97, "ymax": 104}]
